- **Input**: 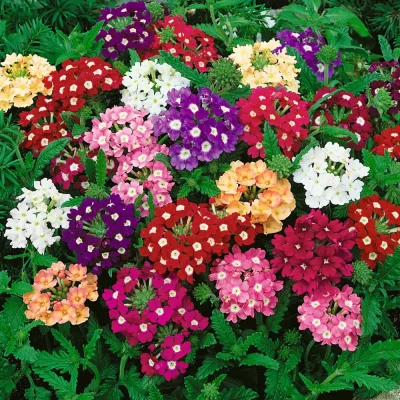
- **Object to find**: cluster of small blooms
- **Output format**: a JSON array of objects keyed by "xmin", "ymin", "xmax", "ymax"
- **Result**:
[
  {"xmin": 229, "ymin": 40, "xmax": 300, "ymax": 92},
  {"xmin": 348, "ymin": 195, "xmax": 400, "ymax": 268},
  {"xmin": 298, "ymin": 285, "xmax": 362, "ymax": 351},
  {"xmin": 368, "ymin": 61, "xmax": 400, "ymax": 120},
  {"xmin": 0, "ymin": 53, "xmax": 55, "ymax": 111},
  {"xmin": 121, "ymin": 60, "xmax": 190, "ymax": 115},
  {"xmin": 4, "ymin": 179, "xmax": 71, "ymax": 254},
  {"xmin": 23, "ymin": 262, "xmax": 98, "ymax": 326},
  {"xmin": 103, "ymin": 264, "xmax": 208, "ymax": 381},
  {"xmin": 43, "ymin": 57, "xmax": 122, "ymax": 111},
  {"xmin": 96, "ymin": 1, "xmax": 154, "ymax": 59},
  {"xmin": 372, "ymin": 125, "xmax": 400, "ymax": 159},
  {"xmin": 236, "ymin": 86, "xmax": 310, "ymax": 158},
  {"xmin": 84, "ymin": 105, "xmax": 173, "ymax": 215},
  {"xmin": 215, "ymin": 160, "xmax": 296, "ymax": 234},
  {"xmin": 292, "ymin": 142, "xmax": 370, "ymax": 208},
  {"xmin": 62, "ymin": 195, "xmax": 139, "ymax": 274},
  {"xmin": 271, "ymin": 210, "xmax": 356, "ymax": 295},
  {"xmin": 152, "ymin": 87, "xmax": 243, "ymax": 170},
  {"xmin": 143, "ymin": 15, "xmax": 218, "ymax": 72},
  {"xmin": 276, "ymin": 28, "xmax": 341, "ymax": 81},
  {"xmin": 311, "ymin": 88, "xmax": 373, "ymax": 150},
  {"xmin": 19, "ymin": 96, "xmax": 72, "ymax": 154},
  {"xmin": 139, "ymin": 198, "xmax": 261, "ymax": 282},
  {"xmin": 210, "ymin": 245, "xmax": 283, "ymax": 323}
]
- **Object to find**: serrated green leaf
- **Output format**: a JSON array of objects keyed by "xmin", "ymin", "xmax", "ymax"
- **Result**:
[
  {"xmin": 241, "ymin": 353, "xmax": 279, "ymax": 370},
  {"xmin": 85, "ymin": 157, "xmax": 97, "ymax": 183},
  {"xmin": 95, "ymin": 149, "xmax": 107, "ymax": 188},
  {"xmin": 196, "ymin": 357, "xmax": 230, "ymax": 380},
  {"xmin": 211, "ymin": 310, "xmax": 236, "ymax": 351},
  {"xmin": 322, "ymin": 125, "xmax": 359, "ymax": 144},
  {"xmin": 344, "ymin": 371, "xmax": 398, "ymax": 392},
  {"xmin": 32, "ymin": 368, "xmax": 75, "ymax": 398},
  {"xmin": 0, "ymin": 271, "xmax": 10, "ymax": 293},
  {"xmin": 184, "ymin": 376, "xmax": 203, "ymax": 399},
  {"xmin": 84, "ymin": 328, "xmax": 102, "ymax": 362},
  {"xmin": 25, "ymin": 384, "xmax": 52, "ymax": 400},
  {"xmin": 129, "ymin": 49, "xmax": 141, "ymax": 65},
  {"xmin": 62, "ymin": 196, "xmax": 85, "ymax": 207},
  {"xmin": 292, "ymin": 137, "xmax": 319, "ymax": 171},
  {"xmin": 325, "ymin": 7, "xmax": 370, "ymax": 37},
  {"xmin": 378, "ymin": 35, "xmax": 394, "ymax": 61},
  {"xmin": 196, "ymin": 23, "xmax": 222, "ymax": 40},
  {"xmin": 32, "ymin": 253, "xmax": 58, "ymax": 267},
  {"xmin": 198, "ymin": 176, "xmax": 220, "ymax": 197},
  {"xmin": 14, "ymin": 344, "xmax": 37, "ymax": 362},
  {"xmin": 177, "ymin": 184, "xmax": 193, "ymax": 198},
  {"xmin": 9, "ymin": 281, "xmax": 33, "ymax": 296},
  {"xmin": 263, "ymin": 121, "xmax": 281, "ymax": 161},
  {"xmin": 219, "ymin": 85, "xmax": 252, "ymax": 104},
  {"xmin": 52, "ymin": 329, "xmax": 80, "ymax": 359},
  {"xmin": 2, "ymin": 296, "xmax": 27, "ymax": 330},
  {"xmin": 375, "ymin": 246, "xmax": 400, "ymax": 286},
  {"xmin": 200, "ymin": 332, "xmax": 217, "ymax": 349},
  {"xmin": 361, "ymin": 291, "xmax": 382, "ymax": 337},
  {"xmin": 148, "ymin": 385, "xmax": 163, "ymax": 400},
  {"xmin": 220, "ymin": 386, "xmax": 259, "ymax": 400},
  {"xmin": 72, "ymin": 124, "xmax": 88, "ymax": 138}
]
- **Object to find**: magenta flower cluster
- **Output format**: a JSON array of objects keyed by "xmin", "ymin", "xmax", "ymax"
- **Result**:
[
  {"xmin": 271, "ymin": 210, "xmax": 356, "ymax": 295},
  {"xmin": 298, "ymin": 285, "xmax": 362, "ymax": 351},
  {"xmin": 210, "ymin": 245, "xmax": 283, "ymax": 323},
  {"xmin": 103, "ymin": 263, "xmax": 208, "ymax": 381},
  {"xmin": 276, "ymin": 28, "xmax": 341, "ymax": 81},
  {"xmin": 84, "ymin": 105, "xmax": 174, "ymax": 215},
  {"xmin": 152, "ymin": 87, "xmax": 243, "ymax": 170}
]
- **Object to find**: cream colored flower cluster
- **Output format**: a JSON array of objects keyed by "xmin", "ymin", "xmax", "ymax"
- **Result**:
[
  {"xmin": 0, "ymin": 53, "xmax": 55, "ymax": 111},
  {"xmin": 229, "ymin": 39, "xmax": 300, "ymax": 92}
]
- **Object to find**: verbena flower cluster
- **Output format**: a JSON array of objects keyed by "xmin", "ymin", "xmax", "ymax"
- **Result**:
[
  {"xmin": 293, "ymin": 142, "xmax": 370, "ymax": 208},
  {"xmin": 277, "ymin": 28, "xmax": 341, "ymax": 81},
  {"xmin": 0, "ymin": 53, "xmax": 55, "ymax": 111},
  {"xmin": 271, "ymin": 210, "xmax": 356, "ymax": 295},
  {"xmin": 372, "ymin": 125, "xmax": 400, "ymax": 159},
  {"xmin": 152, "ymin": 87, "xmax": 243, "ymax": 170},
  {"xmin": 298, "ymin": 285, "xmax": 362, "ymax": 351},
  {"xmin": 215, "ymin": 160, "xmax": 295, "ymax": 234},
  {"xmin": 140, "ymin": 199, "xmax": 261, "ymax": 282},
  {"xmin": 24, "ymin": 262, "xmax": 98, "ymax": 326},
  {"xmin": 348, "ymin": 195, "xmax": 400, "ymax": 268},
  {"xmin": 5, "ymin": 178, "xmax": 71, "ymax": 253},
  {"xmin": 210, "ymin": 245, "xmax": 283, "ymax": 323},
  {"xmin": 103, "ymin": 264, "xmax": 208, "ymax": 381},
  {"xmin": 62, "ymin": 195, "xmax": 139, "ymax": 274},
  {"xmin": 237, "ymin": 86, "xmax": 310, "ymax": 158},
  {"xmin": 229, "ymin": 40, "xmax": 300, "ymax": 92},
  {"xmin": 121, "ymin": 60, "xmax": 190, "ymax": 115},
  {"xmin": 96, "ymin": 1, "xmax": 154, "ymax": 59}
]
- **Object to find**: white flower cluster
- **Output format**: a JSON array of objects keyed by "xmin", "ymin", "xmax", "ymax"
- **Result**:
[
  {"xmin": 121, "ymin": 60, "xmax": 190, "ymax": 115},
  {"xmin": 293, "ymin": 142, "xmax": 370, "ymax": 208},
  {"xmin": 4, "ymin": 178, "xmax": 72, "ymax": 254}
]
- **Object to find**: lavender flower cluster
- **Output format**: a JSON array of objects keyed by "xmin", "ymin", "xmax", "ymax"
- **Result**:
[
  {"xmin": 277, "ymin": 28, "xmax": 341, "ymax": 81},
  {"xmin": 62, "ymin": 195, "xmax": 139, "ymax": 274},
  {"xmin": 152, "ymin": 87, "xmax": 243, "ymax": 170},
  {"xmin": 96, "ymin": 1, "xmax": 154, "ymax": 59}
]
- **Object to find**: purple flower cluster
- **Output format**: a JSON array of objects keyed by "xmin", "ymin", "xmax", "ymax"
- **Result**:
[
  {"xmin": 62, "ymin": 194, "xmax": 139, "ymax": 274},
  {"xmin": 152, "ymin": 87, "xmax": 243, "ymax": 170},
  {"xmin": 96, "ymin": 1, "xmax": 154, "ymax": 59},
  {"xmin": 277, "ymin": 28, "xmax": 341, "ymax": 81}
]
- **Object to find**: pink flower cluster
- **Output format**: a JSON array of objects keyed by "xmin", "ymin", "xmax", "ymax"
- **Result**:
[
  {"xmin": 298, "ymin": 285, "xmax": 362, "ymax": 351},
  {"xmin": 84, "ymin": 105, "xmax": 174, "ymax": 216},
  {"xmin": 271, "ymin": 210, "xmax": 356, "ymax": 295},
  {"xmin": 210, "ymin": 245, "xmax": 283, "ymax": 323},
  {"xmin": 103, "ymin": 263, "xmax": 208, "ymax": 381}
]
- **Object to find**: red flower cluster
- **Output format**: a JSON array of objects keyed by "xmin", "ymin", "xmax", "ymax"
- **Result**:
[
  {"xmin": 271, "ymin": 210, "xmax": 356, "ymax": 295},
  {"xmin": 236, "ymin": 86, "xmax": 310, "ymax": 158},
  {"xmin": 348, "ymin": 195, "xmax": 400, "ymax": 268},
  {"xmin": 43, "ymin": 57, "xmax": 122, "ymax": 110},
  {"xmin": 372, "ymin": 125, "xmax": 400, "ymax": 159},
  {"xmin": 311, "ymin": 88, "xmax": 372, "ymax": 150},
  {"xmin": 140, "ymin": 199, "xmax": 261, "ymax": 282},
  {"xmin": 143, "ymin": 16, "xmax": 218, "ymax": 72},
  {"xmin": 20, "ymin": 57, "xmax": 122, "ymax": 154},
  {"xmin": 20, "ymin": 97, "xmax": 71, "ymax": 155}
]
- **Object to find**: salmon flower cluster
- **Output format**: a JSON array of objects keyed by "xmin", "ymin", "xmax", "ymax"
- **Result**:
[
  {"xmin": 0, "ymin": 53, "xmax": 55, "ymax": 111},
  {"xmin": 23, "ymin": 262, "xmax": 98, "ymax": 326},
  {"xmin": 229, "ymin": 40, "xmax": 300, "ymax": 92},
  {"xmin": 215, "ymin": 160, "xmax": 295, "ymax": 234}
]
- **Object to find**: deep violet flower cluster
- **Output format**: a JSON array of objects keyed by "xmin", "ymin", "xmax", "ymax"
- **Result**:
[
  {"xmin": 103, "ymin": 264, "xmax": 208, "ymax": 381},
  {"xmin": 96, "ymin": 1, "xmax": 154, "ymax": 59},
  {"xmin": 152, "ymin": 87, "xmax": 243, "ymax": 170},
  {"xmin": 298, "ymin": 285, "xmax": 362, "ymax": 351},
  {"xmin": 210, "ymin": 245, "xmax": 283, "ymax": 323},
  {"xmin": 276, "ymin": 28, "xmax": 341, "ymax": 81},
  {"xmin": 271, "ymin": 210, "xmax": 356, "ymax": 295},
  {"xmin": 62, "ymin": 195, "xmax": 139, "ymax": 275}
]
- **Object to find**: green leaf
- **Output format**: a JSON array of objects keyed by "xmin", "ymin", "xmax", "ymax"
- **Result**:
[
  {"xmin": 83, "ymin": 328, "xmax": 102, "ymax": 363},
  {"xmin": 196, "ymin": 357, "xmax": 230, "ymax": 380},
  {"xmin": 220, "ymin": 386, "xmax": 259, "ymax": 400},
  {"xmin": 199, "ymin": 332, "xmax": 217, "ymax": 348},
  {"xmin": 325, "ymin": 7, "xmax": 370, "ymax": 37},
  {"xmin": 9, "ymin": 281, "xmax": 33, "ymax": 296},
  {"xmin": 85, "ymin": 157, "xmax": 97, "ymax": 183},
  {"xmin": 332, "ymin": 204, "xmax": 348, "ymax": 219},
  {"xmin": 72, "ymin": 124, "xmax": 88, "ymax": 138},
  {"xmin": 33, "ymin": 138, "xmax": 70, "ymax": 179},
  {"xmin": 2, "ymin": 296, "xmax": 27, "ymax": 330},
  {"xmin": 291, "ymin": 137, "xmax": 319, "ymax": 171},
  {"xmin": 95, "ymin": 149, "xmax": 107, "ymax": 188},
  {"xmin": 14, "ymin": 344, "xmax": 38, "ymax": 362},
  {"xmin": 35, "ymin": 349, "xmax": 80, "ymax": 374},
  {"xmin": 322, "ymin": 125, "xmax": 359, "ymax": 144},
  {"xmin": 159, "ymin": 50, "xmax": 210, "ymax": 88},
  {"xmin": 198, "ymin": 176, "xmax": 220, "ymax": 197},
  {"xmin": 265, "ymin": 284, "xmax": 291, "ymax": 334},
  {"xmin": 263, "ymin": 121, "xmax": 281, "ymax": 161},
  {"xmin": 129, "ymin": 49, "xmax": 141, "ymax": 65},
  {"xmin": 361, "ymin": 291, "xmax": 382, "ymax": 337},
  {"xmin": 243, "ymin": 332, "xmax": 278, "ymax": 357},
  {"xmin": 52, "ymin": 330, "xmax": 80, "ymax": 359},
  {"xmin": 211, "ymin": 310, "xmax": 236, "ymax": 351},
  {"xmin": 177, "ymin": 184, "xmax": 193, "ymax": 198},
  {"xmin": 0, "ymin": 271, "xmax": 10, "ymax": 293},
  {"xmin": 62, "ymin": 196, "xmax": 85, "ymax": 207},
  {"xmin": 32, "ymin": 368, "xmax": 75, "ymax": 398},
  {"xmin": 195, "ymin": 23, "xmax": 222, "ymax": 40},
  {"xmin": 240, "ymin": 353, "xmax": 279, "ymax": 370},
  {"xmin": 375, "ymin": 246, "xmax": 400, "ymax": 287},
  {"xmin": 32, "ymin": 253, "xmax": 58, "ymax": 267},
  {"xmin": 219, "ymin": 85, "xmax": 252, "ymax": 105},
  {"xmin": 25, "ymin": 384, "xmax": 52, "ymax": 400},
  {"xmin": 378, "ymin": 35, "xmax": 394, "ymax": 61},
  {"xmin": 184, "ymin": 376, "xmax": 203, "ymax": 398},
  {"xmin": 148, "ymin": 385, "xmax": 163, "ymax": 400},
  {"xmin": 344, "ymin": 371, "xmax": 398, "ymax": 392}
]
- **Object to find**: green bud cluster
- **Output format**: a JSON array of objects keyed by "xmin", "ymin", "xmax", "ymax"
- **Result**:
[
  {"xmin": 283, "ymin": 329, "xmax": 302, "ymax": 346},
  {"xmin": 316, "ymin": 45, "xmax": 339, "ymax": 64},
  {"xmin": 202, "ymin": 383, "xmax": 220, "ymax": 400},
  {"xmin": 194, "ymin": 283, "xmax": 214, "ymax": 305},
  {"xmin": 369, "ymin": 87, "xmax": 395, "ymax": 116},
  {"xmin": 159, "ymin": 26, "xmax": 176, "ymax": 43},
  {"xmin": 208, "ymin": 58, "xmax": 242, "ymax": 91},
  {"xmin": 267, "ymin": 154, "xmax": 293, "ymax": 179},
  {"xmin": 146, "ymin": 2, "xmax": 164, "ymax": 22},
  {"xmin": 351, "ymin": 261, "xmax": 373, "ymax": 286}
]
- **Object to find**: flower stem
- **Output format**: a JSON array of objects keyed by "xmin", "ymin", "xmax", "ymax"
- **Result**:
[
  {"xmin": 324, "ymin": 62, "xmax": 329, "ymax": 86},
  {"xmin": 304, "ymin": 340, "xmax": 315, "ymax": 374},
  {"xmin": 87, "ymin": 361, "xmax": 101, "ymax": 391},
  {"xmin": 119, "ymin": 354, "xmax": 128, "ymax": 380}
]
